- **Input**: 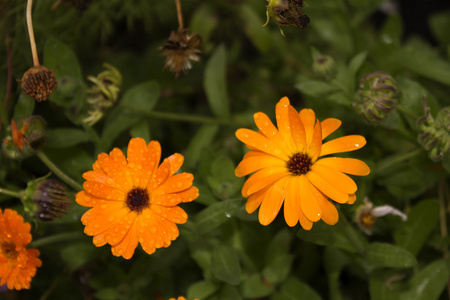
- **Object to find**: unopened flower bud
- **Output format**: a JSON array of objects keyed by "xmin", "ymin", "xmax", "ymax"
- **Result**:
[
  {"xmin": 82, "ymin": 63, "xmax": 122, "ymax": 126},
  {"xmin": 264, "ymin": 0, "xmax": 310, "ymax": 34},
  {"xmin": 353, "ymin": 71, "xmax": 399, "ymax": 124},
  {"xmin": 160, "ymin": 28, "xmax": 202, "ymax": 79},
  {"xmin": 312, "ymin": 55, "xmax": 335, "ymax": 77},
  {"xmin": 417, "ymin": 99, "xmax": 450, "ymax": 162},
  {"xmin": 21, "ymin": 65, "xmax": 57, "ymax": 102},
  {"xmin": 22, "ymin": 176, "xmax": 71, "ymax": 222},
  {"xmin": 2, "ymin": 116, "xmax": 47, "ymax": 160}
]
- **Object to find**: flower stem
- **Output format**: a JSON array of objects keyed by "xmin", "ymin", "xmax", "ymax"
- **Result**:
[
  {"xmin": 175, "ymin": 0, "xmax": 184, "ymax": 29},
  {"xmin": 397, "ymin": 104, "xmax": 420, "ymax": 120},
  {"xmin": 0, "ymin": 187, "xmax": 22, "ymax": 199},
  {"xmin": 36, "ymin": 150, "xmax": 83, "ymax": 191},
  {"xmin": 26, "ymin": 0, "xmax": 40, "ymax": 67},
  {"xmin": 375, "ymin": 148, "xmax": 422, "ymax": 175},
  {"xmin": 29, "ymin": 231, "xmax": 83, "ymax": 248}
]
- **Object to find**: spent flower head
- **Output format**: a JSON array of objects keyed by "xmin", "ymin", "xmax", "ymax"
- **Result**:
[
  {"xmin": 0, "ymin": 209, "xmax": 42, "ymax": 290},
  {"xmin": 264, "ymin": 0, "xmax": 310, "ymax": 36},
  {"xmin": 22, "ymin": 175, "xmax": 72, "ymax": 222},
  {"xmin": 353, "ymin": 71, "xmax": 398, "ymax": 124},
  {"xmin": 2, "ymin": 116, "xmax": 47, "ymax": 160},
  {"xmin": 76, "ymin": 138, "xmax": 199, "ymax": 259},
  {"xmin": 21, "ymin": 65, "xmax": 57, "ymax": 102},
  {"xmin": 161, "ymin": 28, "xmax": 202, "ymax": 79},
  {"xmin": 235, "ymin": 97, "xmax": 370, "ymax": 229}
]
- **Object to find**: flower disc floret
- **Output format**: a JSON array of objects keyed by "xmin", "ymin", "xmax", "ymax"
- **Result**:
[
  {"xmin": 235, "ymin": 97, "xmax": 370, "ymax": 229},
  {"xmin": 76, "ymin": 138, "xmax": 199, "ymax": 259}
]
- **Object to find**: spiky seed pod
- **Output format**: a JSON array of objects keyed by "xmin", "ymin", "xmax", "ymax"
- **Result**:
[
  {"xmin": 264, "ymin": 0, "xmax": 310, "ymax": 31},
  {"xmin": 21, "ymin": 65, "xmax": 57, "ymax": 102},
  {"xmin": 353, "ymin": 71, "xmax": 399, "ymax": 124}
]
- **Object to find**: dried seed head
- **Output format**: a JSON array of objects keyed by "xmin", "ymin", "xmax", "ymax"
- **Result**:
[
  {"xmin": 21, "ymin": 65, "xmax": 57, "ymax": 102},
  {"xmin": 264, "ymin": 0, "xmax": 310, "ymax": 35},
  {"xmin": 161, "ymin": 28, "xmax": 202, "ymax": 78}
]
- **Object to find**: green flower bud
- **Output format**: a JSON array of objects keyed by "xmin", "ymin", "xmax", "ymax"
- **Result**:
[
  {"xmin": 2, "ymin": 116, "xmax": 47, "ymax": 160},
  {"xmin": 417, "ymin": 100, "xmax": 450, "ymax": 162},
  {"xmin": 22, "ymin": 175, "xmax": 71, "ymax": 222},
  {"xmin": 264, "ymin": 0, "xmax": 310, "ymax": 35},
  {"xmin": 353, "ymin": 71, "xmax": 399, "ymax": 124},
  {"xmin": 312, "ymin": 55, "xmax": 335, "ymax": 77},
  {"xmin": 83, "ymin": 63, "xmax": 122, "ymax": 126}
]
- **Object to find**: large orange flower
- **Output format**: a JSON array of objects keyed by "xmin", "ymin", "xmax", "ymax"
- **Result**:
[
  {"xmin": 0, "ymin": 209, "xmax": 42, "ymax": 290},
  {"xmin": 76, "ymin": 138, "xmax": 199, "ymax": 259},
  {"xmin": 235, "ymin": 97, "xmax": 370, "ymax": 229}
]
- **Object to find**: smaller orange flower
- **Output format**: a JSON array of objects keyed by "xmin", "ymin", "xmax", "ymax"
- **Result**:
[
  {"xmin": 76, "ymin": 138, "xmax": 199, "ymax": 259},
  {"xmin": 169, "ymin": 297, "xmax": 199, "ymax": 300},
  {"xmin": 0, "ymin": 209, "xmax": 42, "ymax": 290}
]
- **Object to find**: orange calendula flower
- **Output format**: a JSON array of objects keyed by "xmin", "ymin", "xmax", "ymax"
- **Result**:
[
  {"xmin": 169, "ymin": 297, "xmax": 199, "ymax": 300},
  {"xmin": 0, "ymin": 209, "xmax": 42, "ymax": 290},
  {"xmin": 235, "ymin": 97, "xmax": 370, "ymax": 229},
  {"xmin": 76, "ymin": 138, "xmax": 199, "ymax": 259}
]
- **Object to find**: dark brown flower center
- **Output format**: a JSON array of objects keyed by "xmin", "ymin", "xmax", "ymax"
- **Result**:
[
  {"xmin": 287, "ymin": 153, "xmax": 312, "ymax": 175},
  {"xmin": 126, "ymin": 188, "xmax": 149, "ymax": 213},
  {"xmin": 1, "ymin": 242, "xmax": 18, "ymax": 259}
]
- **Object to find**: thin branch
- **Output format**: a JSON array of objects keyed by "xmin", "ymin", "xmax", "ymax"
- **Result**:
[
  {"xmin": 175, "ymin": 0, "xmax": 184, "ymax": 29},
  {"xmin": 26, "ymin": 0, "xmax": 40, "ymax": 67}
]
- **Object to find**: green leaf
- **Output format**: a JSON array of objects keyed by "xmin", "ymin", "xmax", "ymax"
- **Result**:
[
  {"xmin": 215, "ymin": 285, "xmax": 242, "ymax": 300},
  {"xmin": 46, "ymin": 128, "xmax": 90, "ymax": 148},
  {"xmin": 204, "ymin": 45, "xmax": 230, "ymax": 119},
  {"xmin": 296, "ymin": 80, "xmax": 337, "ymax": 97},
  {"xmin": 262, "ymin": 253, "xmax": 294, "ymax": 285},
  {"xmin": 129, "ymin": 119, "xmax": 151, "ymax": 142},
  {"xmin": 43, "ymin": 37, "xmax": 82, "ymax": 79},
  {"xmin": 272, "ymin": 277, "xmax": 322, "ymax": 300},
  {"xmin": 211, "ymin": 244, "xmax": 241, "ymax": 285},
  {"xmin": 13, "ymin": 93, "xmax": 35, "ymax": 122},
  {"xmin": 394, "ymin": 200, "xmax": 440, "ymax": 256},
  {"xmin": 369, "ymin": 270, "xmax": 401, "ymax": 300},
  {"xmin": 429, "ymin": 11, "xmax": 450, "ymax": 47},
  {"xmin": 297, "ymin": 221, "xmax": 358, "ymax": 253},
  {"xmin": 194, "ymin": 198, "xmax": 243, "ymax": 235},
  {"xmin": 100, "ymin": 81, "xmax": 158, "ymax": 151},
  {"xmin": 187, "ymin": 280, "xmax": 219, "ymax": 300},
  {"xmin": 207, "ymin": 156, "xmax": 244, "ymax": 198},
  {"xmin": 348, "ymin": 51, "xmax": 368, "ymax": 78},
  {"xmin": 189, "ymin": 3, "xmax": 219, "ymax": 47},
  {"xmin": 241, "ymin": 274, "xmax": 274, "ymax": 298},
  {"xmin": 366, "ymin": 243, "xmax": 416, "ymax": 269},
  {"xmin": 94, "ymin": 288, "xmax": 117, "ymax": 300},
  {"xmin": 400, "ymin": 259, "xmax": 449, "ymax": 300},
  {"xmin": 60, "ymin": 242, "xmax": 99, "ymax": 272},
  {"xmin": 400, "ymin": 37, "xmax": 450, "ymax": 86},
  {"xmin": 240, "ymin": 4, "xmax": 273, "ymax": 53},
  {"xmin": 185, "ymin": 124, "xmax": 219, "ymax": 169}
]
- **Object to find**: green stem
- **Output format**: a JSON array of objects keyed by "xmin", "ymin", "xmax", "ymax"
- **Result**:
[
  {"xmin": 120, "ymin": 105, "xmax": 239, "ymax": 126},
  {"xmin": 29, "ymin": 231, "xmax": 83, "ymax": 248},
  {"xmin": 376, "ymin": 148, "xmax": 422, "ymax": 175},
  {"xmin": 397, "ymin": 104, "xmax": 420, "ymax": 120},
  {"xmin": 36, "ymin": 150, "xmax": 83, "ymax": 191},
  {"xmin": 331, "ymin": 79, "xmax": 356, "ymax": 103},
  {"xmin": 0, "ymin": 186, "xmax": 22, "ymax": 199}
]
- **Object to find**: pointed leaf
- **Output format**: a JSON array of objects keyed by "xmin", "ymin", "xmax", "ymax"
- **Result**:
[
  {"xmin": 211, "ymin": 244, "xmax": 241, "ymax": 285},
  {"xmin": 366, "ymin": 243, "xmax": 416, "ymax": 269}
]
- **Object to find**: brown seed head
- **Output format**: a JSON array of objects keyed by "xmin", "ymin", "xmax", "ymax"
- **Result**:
[{"xmin": 21, "ymin": 65, "xmax": 58, "ymax": 102}]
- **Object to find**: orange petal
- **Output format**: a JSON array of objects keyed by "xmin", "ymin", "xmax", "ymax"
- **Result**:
[
  {"xmin": 320, "ymin": 135, "xmax": 367, "ymax": 157},
  {"xmin": 283, "ymin": 177, "xmax": 300, "ymax": 227},
  {"xmin": 254, "ymin": 112, "xmax": 290, "ymax": 157},
  {"xmin": 97, "ymin": 151, "xmax": 133, "ymax": 191},
  {"xmin": 347, "ymin": 193, "xmax": 357, "ymax": 204},
  {"xmin": 311, "ymin": 164, "xmax": 357, "ymax": 194},
  {"xmin": 151, "ymin": 205, "xmax": 188, "ymax": 224},
  {"xmin": 83, "ymin": 181, "xmax": 126, "ymax": 201},
  {"xmin": 82, "ymin": 170, "xmax": 123, "ymax": 191},
  {"xmin": 315, "ymin": 157, "xmax": 370, "ymax": 176},
  {"xmin": 309, "ymin": 120, "xmax": 322, "ymax": 162},
  {"xmin": 241, "ymin": 167, "xmax": 289, "ymax": 197},
  {"xmin": 137, "ymin": 210, "xmax": 179, "ymax": 252},
  {"xmin": 82, "ymin": 202, "xmax": 129, "ymax": 236},
  {"xmin": 258, "ymin": 177, "xmax": 289, "ymax": 225},
  {"xmin": 313, "ymin": 186, "xmax": 339, "ymax": 225},
  {"xmin": 288, "ymin": 106, "xmax": 307, "ymax": 152},
  {"xmin": 298, "ymin": 175, "xmax": 321, "ymax": 222},
  {"xmin": 235, "ymin": 152, "xmax": 286, "ymax": 177},
  {"xmin": 306, "ymin": 171, "xmax": 349, "ymax": 203},
  {"xmin": 153, "ymin": 172, "xmax": 194, "ymax": 196},
  {"xmin": 299, "ymin": 108, "xmax": 316, "ymax": 145},
  {"xmin": 151, "ymin": 186, "xmax": 199, "ymax": 206},
  {"xmin": 245, "ymin": 186, "xmax": 268, "ymax": 213},
  {"xmin": 148, "ymin": 158, "xmax": 171, "ymax": 192},
  {"xmin": 127, "ymin": 138, "xmax": 158, "ymax": 188},
  {"xmin": 298, "ymin": 207, "xmax": 313, "ymax": 230},
  {"xmin": 236, "ymin": 129, "xmax": 288, "ymax": 160},
  {"xmin": 321, "ymin": 118, "xmax": 342, "ymax": 139},
  {"xmin": 112, "ymin": 222, "xmax": 139, "ymax": 259},
  {"xmin": 276, "ymin": 97, "xmax": 296, "ymax": 153},
  {"xmin": 76, "ymin": 191, "xmax": 98, "ymax": 207},
  {"xmin": 104, "ymin": 212, "xmax": 137, "ymax": 247},
  {"xmin": 167, "ymin": 153, "xmax": 184, "ymax": 176}
]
